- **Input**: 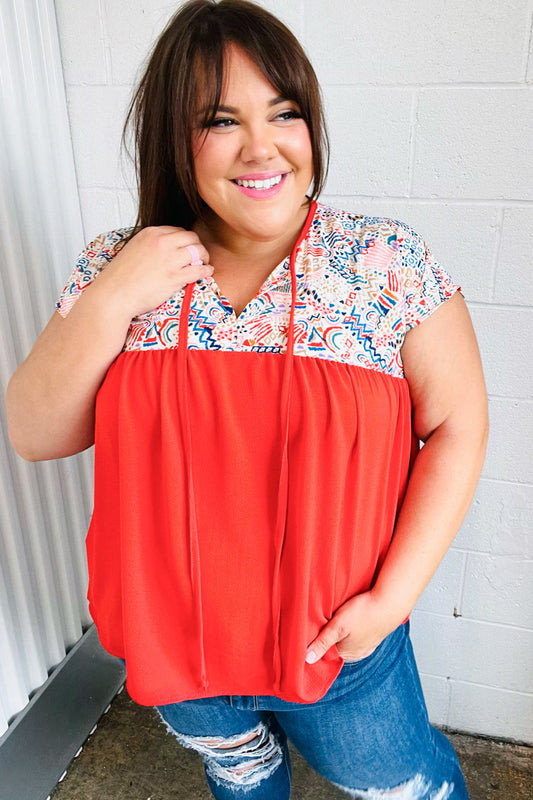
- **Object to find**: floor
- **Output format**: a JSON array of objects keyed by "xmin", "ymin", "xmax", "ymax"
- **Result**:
[{"xmin": 50, "ymin": 686, "xmax": 532, "ymax": 799}]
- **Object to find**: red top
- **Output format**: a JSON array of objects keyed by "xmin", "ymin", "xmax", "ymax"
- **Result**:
[{"xmin": 57, "ymin": 201, "xmax": 460, "ymax": 706}]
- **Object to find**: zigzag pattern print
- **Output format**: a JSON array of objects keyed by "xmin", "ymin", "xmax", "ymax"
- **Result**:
[{"xmin": 56, "ymin": 202, "xmax": 460, "ymax": 378}]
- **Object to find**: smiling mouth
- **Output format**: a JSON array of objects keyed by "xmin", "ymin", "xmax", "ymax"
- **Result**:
[
  {"xmin": 230, "ymin": 172, "xmax": 289, "ymax": 198},
  {"xmin": 231, "ymin": 173, "xmax": 286, "ymax": 190}
]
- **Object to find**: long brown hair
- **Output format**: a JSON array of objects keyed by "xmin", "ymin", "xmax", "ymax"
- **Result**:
[{"xmin": 121, "ymin": 0, "xmax": 330, "ymax": 241}]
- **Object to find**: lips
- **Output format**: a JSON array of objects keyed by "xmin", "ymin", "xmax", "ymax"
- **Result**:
[
  {"xmin": 231, "ymin": 172, "xmax": 289, "ymax": 199},
  {"xmin": 232, "ymin": 170, "xmax": 288, "ymax": 181}
]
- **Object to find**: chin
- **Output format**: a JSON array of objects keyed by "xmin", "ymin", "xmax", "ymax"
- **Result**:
[
  {"xmin": 237, "ymin": 225, "xmax": 284, "ymax": 243},
  {"xmin": 244, "ymin": 214, "xmax": 290, "ymax": 236}
]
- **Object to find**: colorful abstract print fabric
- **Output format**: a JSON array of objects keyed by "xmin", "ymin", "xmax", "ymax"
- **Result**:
[{"xmin": 56, "ymin": 202, "xmax": 460, "ymax": 378}]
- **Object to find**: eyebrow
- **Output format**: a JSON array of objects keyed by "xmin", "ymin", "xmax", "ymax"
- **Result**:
[{"xmin": 199, "ymin": 95, "xmax": 290, "ymax": 115}]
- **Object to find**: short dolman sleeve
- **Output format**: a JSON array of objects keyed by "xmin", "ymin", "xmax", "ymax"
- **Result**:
[{"xmin": 55, "ymin": 229, "xmax": 132, "ymax": 318}]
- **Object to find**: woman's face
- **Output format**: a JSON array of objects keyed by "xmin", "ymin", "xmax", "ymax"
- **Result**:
[{"xmin": 192, "ymin": 44, "xmax": 314, "ymax": 246}]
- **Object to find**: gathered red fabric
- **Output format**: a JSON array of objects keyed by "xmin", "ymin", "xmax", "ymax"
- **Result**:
[{"xmin": 92, "ymin": 348, "xmax": 416, "ymax": 706}]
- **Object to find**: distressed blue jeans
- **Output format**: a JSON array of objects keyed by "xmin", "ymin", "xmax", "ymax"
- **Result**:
[{"xmin": 134, "ymin": 621, "xmax": 470, "ymax": 798}]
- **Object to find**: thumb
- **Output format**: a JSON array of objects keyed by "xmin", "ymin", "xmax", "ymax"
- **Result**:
[{"xmin": 305, "ymin": 620, "xmax": 341, "ymax": 664}]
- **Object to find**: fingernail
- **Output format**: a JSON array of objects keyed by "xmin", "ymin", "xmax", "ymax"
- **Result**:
[{"xmin": 305, "ymin": 650, "xmax": 318, "ymax": 664}]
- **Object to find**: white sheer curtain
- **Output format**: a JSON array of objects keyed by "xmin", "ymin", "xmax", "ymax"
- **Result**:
[{"xmin": 0, "ymin": 0, "xmax": 93, "ymax": 735}]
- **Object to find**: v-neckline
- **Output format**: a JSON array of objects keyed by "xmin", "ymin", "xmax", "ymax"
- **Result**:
[
  {"xmin": 200, "ymin": 200, "xmax": 317, "ymax": 322},
  {"xmin": 205, "ymin": 255, "xmax": 289, "ymax": 321}
]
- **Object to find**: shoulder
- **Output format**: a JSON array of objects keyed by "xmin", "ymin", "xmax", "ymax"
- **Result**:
[
  {"xmin": 314, "ymin": 201, "xmax": 419, "ymax": 236},
  {"xmin": 312, "ymin": 201, "xmax": 433, "ymax": 279},
  {"xmin": 310, "ymin": 202, "xmax": 460, "ymax": 355},
  {"xmin": 56, "ymin": 226, "xmax": 136, "ymax": 317},
  {"xmin": 312, "ymin": 202, "xmax": 428, "ymax": 262},
  {"xmin": 75, "ymin": 226, "xmax": 135, "ymax": 275}
]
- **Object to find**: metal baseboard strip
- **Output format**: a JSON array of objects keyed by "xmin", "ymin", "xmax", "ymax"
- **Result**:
[{"xmin": 0, "ymin": 625, "xmax": 126, "ymax": 800}]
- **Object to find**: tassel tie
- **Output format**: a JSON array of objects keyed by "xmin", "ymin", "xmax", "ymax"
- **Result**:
[
  {"xmin": 177, "ymin": 286, "xmax": 209, "ymax": 692},
  {"xmin": 177, "ymin": 201, "xmax": 315, "ymax": 694}
]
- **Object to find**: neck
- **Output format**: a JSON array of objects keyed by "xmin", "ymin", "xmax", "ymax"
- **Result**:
[{"xmin": 193, "ymin": 199, "xmax": 312, "ymax": 271}]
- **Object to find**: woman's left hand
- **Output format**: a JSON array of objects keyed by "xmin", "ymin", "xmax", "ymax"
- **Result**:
[{"xmin": 305, "ymin": 590, "xmax": 405, "ymax": 664}]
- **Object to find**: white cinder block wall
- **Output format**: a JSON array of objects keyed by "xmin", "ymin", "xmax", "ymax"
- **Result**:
[{"xmin": 53, "ymin": 0, "xmax": 533, "ymax": 743}]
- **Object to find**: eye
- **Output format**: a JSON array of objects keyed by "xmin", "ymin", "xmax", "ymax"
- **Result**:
[
  {"xmin": 209, "ymin": 117, "xmax": 237, "ymax": 129},
  {"xmin": 275, "ymin": 110, "xmax": 302, "ymax": 121}
]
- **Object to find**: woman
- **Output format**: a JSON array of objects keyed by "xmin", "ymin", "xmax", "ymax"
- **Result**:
[{"xmin": 6, "ymin": 1, "xmax": 488, "ymax": 798}]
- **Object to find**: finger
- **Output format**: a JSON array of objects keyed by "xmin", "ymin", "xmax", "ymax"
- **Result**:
[
  {"xmin": 156, "ymin": 227, "xmax": 207, "ymax": 251},
  {"xmin": 175, "ymin": 242, "xmax": 210, "ymax": 269},
  {"xmin": 181, "ymin": 261, "xmax": 214, "ymax": 279},
  {"xmin": 162, "ymin": 230, "xmax": 210, "ymax": 262},
  {"xmin": 185, "ymin": 244, "xmax": 203, "ymax": 266},
  {"xmin": 165, "ymin": 229, "xmax": 204, "ymax": 246},
  {"xmin": 306, "ymin": 621, "xmax": 343, "ymax": 664}
]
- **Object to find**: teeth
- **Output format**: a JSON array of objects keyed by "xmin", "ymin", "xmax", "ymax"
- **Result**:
[{"xmin": 235, "ymin": 174, "xmax": 284, "ymax": 190}]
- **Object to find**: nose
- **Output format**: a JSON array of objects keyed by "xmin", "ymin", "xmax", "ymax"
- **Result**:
[{"xmin": 239, "ymin": 122, "xmax": 278, "ymax": 164}]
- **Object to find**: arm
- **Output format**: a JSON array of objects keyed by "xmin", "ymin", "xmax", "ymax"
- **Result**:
[
  {"xmin": 5, "ymin": 288, "xmax": 133, "ymax": 461},
  {"xmin": 6, "ymin": 227, "xmax": 212, "ymax": 462},
  {"xmin": 306, "ymin": 291, "xmax": 489, "ymax": 663}
]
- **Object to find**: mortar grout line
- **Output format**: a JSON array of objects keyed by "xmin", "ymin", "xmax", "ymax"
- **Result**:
[
  {"xmin": 489, "ymin": 207, "xmax": 505, "ymax": 301},
  {"xmin": 98, "ymin": 0, "xmax": 112, "ymax": 86},
  {"xmin": 407, "ymin": 88, "xmax": 419, "ymax": 196},
  {"xmin": 456, "ymin": 551, "xmax": 469, "ymax": 620},
  {"xmin": 473, "ymin": 477, "xmax": 533, "ymax": 487},
  {"xmin": 320, "ymin": 194, "xmax": 533, "ymax": 208},
  {"xmin": 419, "ymin": 673, "xmax": 533, "ymax": 698},
  {"xmin": 523, "ymin": 0, "xmax": 533, "ymax": 82},
  {"xmin": 323, "ymin": 82, "xmax": 531, "ymax": 89},
  {"xmin": 412, "ymin": 609, "xmax": 533, "ymax": 632}
]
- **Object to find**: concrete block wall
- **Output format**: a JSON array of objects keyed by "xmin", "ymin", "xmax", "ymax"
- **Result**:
[{"xmin": 53, "ymin": 0, "xmax": 533, "ymax": 743}]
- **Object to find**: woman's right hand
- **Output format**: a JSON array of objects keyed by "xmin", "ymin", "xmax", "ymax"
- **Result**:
[
  {"xmin": 6, "ymin": 224, "xmax": 213, "ymax": 461},
  {"xmin": 99, "ymin": 225, "xmax": 213, "ymax": 319}
]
